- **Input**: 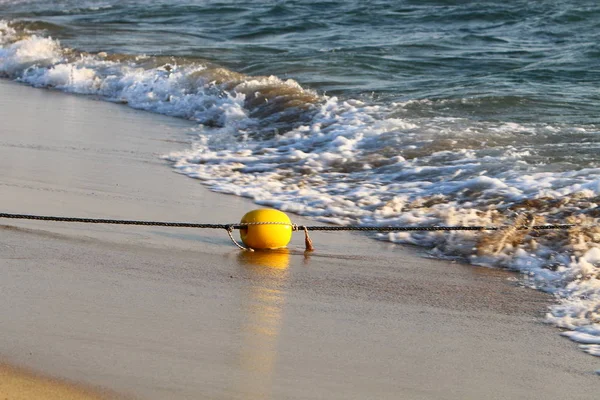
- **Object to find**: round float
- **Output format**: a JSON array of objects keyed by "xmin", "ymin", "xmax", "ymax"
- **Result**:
[{"xmin": 239, "ymin": 209, "xmax": 293, "ymax": 250}]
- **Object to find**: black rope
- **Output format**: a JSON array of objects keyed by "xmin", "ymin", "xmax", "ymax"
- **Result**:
[
  {"xmin": 298, "ymin": 224, "xmax": 576, "ymax": 232},
  {"xmin": 0, "ymin": 213, "xmax": 230, "ymax": 230},
  {"xmin": 0, "ymin": 212, "xmax": 578, "ymax": 232}
]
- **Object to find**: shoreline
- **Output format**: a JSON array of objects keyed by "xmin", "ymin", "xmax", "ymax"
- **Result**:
[{"xmin": 1, "ymin": 79, "xmax": 598, "ymax": 399}]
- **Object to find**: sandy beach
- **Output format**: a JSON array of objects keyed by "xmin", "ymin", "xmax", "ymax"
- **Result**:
[{"xmin": 1, "ymin": 79, "xmax": 598, "ymax": 399}]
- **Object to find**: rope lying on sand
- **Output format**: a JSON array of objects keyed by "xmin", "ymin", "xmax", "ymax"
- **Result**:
[{"xmin": 0, "ymin": 212, "xmax": 582, "ymax": 252}]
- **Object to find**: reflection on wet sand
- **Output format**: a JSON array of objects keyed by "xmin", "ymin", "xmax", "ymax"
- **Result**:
[{"xmin": 235, "ymin": 249, "xmax": 290, "ymax": 400}]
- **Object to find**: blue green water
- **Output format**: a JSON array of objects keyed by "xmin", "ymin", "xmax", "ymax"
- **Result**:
[{"xmin": 2, "ymin": 0, "xmax": 600, "ymax": 124}]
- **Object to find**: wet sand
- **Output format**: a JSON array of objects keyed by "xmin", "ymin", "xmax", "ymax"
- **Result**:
[{"xmin": 0, "ymin": 79, "xmax": 598, "ymax": 399}]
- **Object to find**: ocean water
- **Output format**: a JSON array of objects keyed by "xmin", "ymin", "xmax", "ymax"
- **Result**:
[{"xmin": 1, "ymin": 0, "xmax": 600, "ymax": 359}]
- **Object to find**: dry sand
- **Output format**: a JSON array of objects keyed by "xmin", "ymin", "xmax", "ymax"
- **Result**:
[
  {"xmin": 0, "ymin": 363, "xmax": 117, "ymax": 400},
  {"xmin": 0, "ymin": 79, "xmax": 598, "ymax": 399}
]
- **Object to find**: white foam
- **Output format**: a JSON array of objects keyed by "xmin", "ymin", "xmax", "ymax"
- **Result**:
[
  {"xmin": 0, "ymin": 34, "xmax": 62, "ymax": 75},
  {"xmin": 0, "ymin": 20, "xmax": 14, "ymax": 44},
  {"xmin": 562, "ymin": 331, "xmax": 600, "ymax": 344},
  {"xmin": 0, "ymin": 26, "xmax": 315, "ymax": 128}
]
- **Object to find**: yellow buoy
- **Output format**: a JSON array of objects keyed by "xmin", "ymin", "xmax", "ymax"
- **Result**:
[{"xmin": 239, "ymin": 209, "xmax": 293, "ymax": 250}]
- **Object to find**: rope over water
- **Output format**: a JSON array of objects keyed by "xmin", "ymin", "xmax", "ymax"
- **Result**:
[{"xmin": 0, "ymin": 212, "xmax": 585, "ymax": 252}]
